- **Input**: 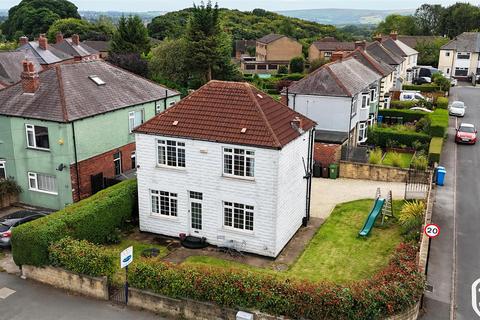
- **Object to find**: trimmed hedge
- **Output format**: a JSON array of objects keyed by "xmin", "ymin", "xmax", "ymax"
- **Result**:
[
  {"xmin": 389, "ymin": 100, "xmax": 417, "ymax": 109},
  {"xmin": 436, "ymin": 97, "xmax": 449, "ymax": 109},
  {"xmin": 12, "ymin": 179, "xmax": 137, "ymax": 267},
  {"xmin": 368, "ymin": 126, "xmax": 430, "ymax": 148},
  {"xmin": 402, "ymin": 84, "xmax": 441, "ymax": 92},
  {"xmin": 49, "ymin": 237, "xmax": 115, "ymax": 278},
  {"xmin": 129, "ymin": 243, "xmax": 424, "ymax": 320},
  {"xmin": 379, "ymin": 109, "xmax": 427, "ymax": 123},
  {"xmin": 428, "ymin": 137, "xmax": 443, "ymax": 164},
  {"xmin": 428, "ymin": 109, "xmax": 449, "ymax": 137}
]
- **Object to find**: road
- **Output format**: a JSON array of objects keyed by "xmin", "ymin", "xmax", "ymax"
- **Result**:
[
  {"xmin": 422, "ymin": 84, "xmax": 480, "ymax": 320},
  {"xmin": 0, "ymin": 272, "xmax": 163, "ymax": 320}
]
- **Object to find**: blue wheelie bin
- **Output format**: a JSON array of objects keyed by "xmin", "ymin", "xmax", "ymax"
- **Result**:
[{"xmin": 436, "ymin": 166, "xmax": 446, "ymax": 186}]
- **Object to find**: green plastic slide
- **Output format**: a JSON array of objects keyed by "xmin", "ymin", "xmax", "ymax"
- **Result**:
[{"xmin": 358, "ymin": 198, "xmax": 385, "ymax": 237}]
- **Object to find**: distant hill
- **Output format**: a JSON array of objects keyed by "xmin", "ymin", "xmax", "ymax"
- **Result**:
[
  {"xmin": 277, "ymin": 8, "xmax": 414, "ymax": 25},
  {"xmin": 80, "ymin": 10, "xmax": 166, "ymax": 23}
]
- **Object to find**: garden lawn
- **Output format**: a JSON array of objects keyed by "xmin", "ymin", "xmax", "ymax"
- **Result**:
[
  {"xmin": 382, "ymin": 152, "xmax": 413, "ymax": 168},
  {"xmin": 183, "ymin": 199, "xmax": 403, "ymax": 283}
]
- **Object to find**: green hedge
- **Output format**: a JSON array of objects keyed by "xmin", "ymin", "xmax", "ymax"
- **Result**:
[
  {"xmin": 49, "ymin": 237, "xmax": 115, "ymax": 278},
  {"xmin": 389, "ymin": 100, "xmax": 417, "ymax": 109},
  {"xmin": 129, "ymin": 243, "xmax": 424, "ymax": 320},
  {"xmin": 379, "ymin": 109, "xmax": 427, "ymax": 123},
  {"xmin": 12, "ymin": 179, "xmax": 137, "ymax": 267},
  {"xmin": 368, "ymin": 126, "xmax": 430, "ymax": 148},
  {"xmin": 428, "ymin": 109, "xmax": 449, "ymax": 137},
  {"xmin": 402, "ymin": 84, "xmax": 441, "ymax": 92},
  {"xmin": 428, "ymin": 137, "xmax": 443, "ymax": 163},
  {"xmin": 436, "ymin": 97, "xmax": 449, "ymax": 109}
]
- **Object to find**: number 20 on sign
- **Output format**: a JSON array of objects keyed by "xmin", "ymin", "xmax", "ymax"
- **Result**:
[{"xmin": 424, "ymin": 224, "xmax": 440, "ymax": 238}]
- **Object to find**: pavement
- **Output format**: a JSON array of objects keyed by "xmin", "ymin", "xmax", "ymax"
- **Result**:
[
  {"xmin": 0, "ymin": 272, "xmax": 163, "ymax": 320},
  {"xmin": 310, "ymin": 177, "xmax": 405, "ymax": 219}
]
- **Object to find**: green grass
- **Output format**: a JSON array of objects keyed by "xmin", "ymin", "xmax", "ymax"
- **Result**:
[
  {"xmin": 382, "ymin": 151, "xmax": 413, "ymax": 168},
  {"xmin": 183, "ymin": 199, "xmax": 404, "ymax": 283}
]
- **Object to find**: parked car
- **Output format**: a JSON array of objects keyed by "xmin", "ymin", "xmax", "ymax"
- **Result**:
[
  {"xmin": 449, "ymin": 101, "xmax": 466, "ymax": 117},
  {"xmin": 410, "ymin": 107, "xmax": 433, "ymax": 113},
  {"xmin": 455, "ymin": 123, "xmax": 477, "ymax": 144},
  {"xmin": 413, "ymin": 77, "xmax": 431, "ymax": 85},
  {"xmin": 0, "ymin": 211, "xmax": 48, "ymax": 247},
  {"xmin": 400, "ymin": 91, "xmax": 428, "ymax": 102}
]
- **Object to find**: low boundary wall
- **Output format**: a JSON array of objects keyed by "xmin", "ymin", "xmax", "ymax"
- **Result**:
[{"xmin": 339, "ymin": 161, "xmax": 409, "ymax": 182}]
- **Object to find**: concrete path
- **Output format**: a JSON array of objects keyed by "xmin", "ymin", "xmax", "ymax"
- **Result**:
[{"xmin": 310, "ymin": 177, "xmax": 406, "ymax": 219}]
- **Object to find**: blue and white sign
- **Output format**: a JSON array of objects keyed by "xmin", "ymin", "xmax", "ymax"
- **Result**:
[{"xmin": 120, "ymin": 246, "xmax": 133, "ymax": 269}]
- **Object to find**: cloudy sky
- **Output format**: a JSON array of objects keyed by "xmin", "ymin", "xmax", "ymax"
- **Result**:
[{"xmin": 1, "ymin": 0, "xmax": 478, "ymax": 11}]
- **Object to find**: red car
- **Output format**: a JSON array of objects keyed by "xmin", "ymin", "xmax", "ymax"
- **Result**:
[{"xmin": 455, "ymin": 123, "xmax": 477, "ymax": 144}]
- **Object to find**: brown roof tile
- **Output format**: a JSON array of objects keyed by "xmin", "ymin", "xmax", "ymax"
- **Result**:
[{"xmin": 135, "ymin": 80, "xmax": 316, "ymax": 149}]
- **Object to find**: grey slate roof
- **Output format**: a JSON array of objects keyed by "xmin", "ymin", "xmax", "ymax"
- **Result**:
[
  {"xmin": 366, "ymin": 41, "xmax": 404, "ymax": 66},
  {"xmin": 346, "ymin": 48, "xmax": 395, "ymax": 77},
  {"xmin": 257, "ymin": 34, "xmax": 285, "ymax": 44},
  {"xmin": 381, "ymin": 38, "xmax": 406, "ymax": 57},
  {"xmin": 311, "ymin": 40, "xmax": 355, "ymax": 51},
  {"xmin": 0, "ymin": 60, "xmax": 180, "ymax": 122},
  {"xmin": 287, "ymin": 57, "xmax": 382, "ymax": 97},
  {"xmin": 0, "ymin": 51, "xmax": 41, "ymax": 86},
  {"xmin": 17, "ymin": 42, "xmax": 73, "ymax": 65},
  {"xmin": 382, "ymin": 35, "xmax": 443, "ymax": 49},
  {"xmin": 441, "ymin": 32, "xmax": 480, "ymax": 52},
  {"xmin": 315, "ymin": 130, "xmax": 348, "ymax": 143},
  {"xmin": 82, "ymin": 40, "xmax": 110, "ymax": 52},
  {"xmin": 52, "ymin": 39, "xmax": 98, "ymax": 58}
]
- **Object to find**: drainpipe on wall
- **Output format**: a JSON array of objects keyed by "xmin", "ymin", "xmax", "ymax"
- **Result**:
[
  {"xmin": 164, "ymin": 90, "xmax": 168, "ymax": 111},
  {"xmin": 286, "ymin": 87, "xmax": 289, "ymax": 106},
  {"xmin": 346, "ymin": 96, "xmax": 354, "ymax": 161},
  {"xmin": 304, "ymin": 128, "xmax": 315, "ymax": 225},
  {"xmin": 71, "ymin": 122, "xmax": 81, "ymax": 202}
]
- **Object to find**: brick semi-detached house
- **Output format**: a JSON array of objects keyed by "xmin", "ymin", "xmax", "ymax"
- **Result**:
[
  {"xmin": 134, "ymin": 80, "xmax": 316, "ymax": 257},
  {"xmin": 0, "ymin": 59, "xmax": 179, "ymax": 210}
]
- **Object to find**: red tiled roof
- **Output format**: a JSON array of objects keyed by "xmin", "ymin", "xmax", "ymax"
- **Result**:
[{"xmin": 134, "ymin": 80, "xmax": 316, "ymax": 149}]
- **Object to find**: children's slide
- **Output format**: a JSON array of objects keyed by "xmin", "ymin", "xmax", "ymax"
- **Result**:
[{"xmin": 358, "ymin": 198, "xmax": 385, "ymax": 237}]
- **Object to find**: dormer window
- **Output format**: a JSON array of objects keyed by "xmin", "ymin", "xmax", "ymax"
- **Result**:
[{"xmin": 89, "ymin": 75, "xmax": 105, "ymax": 86}]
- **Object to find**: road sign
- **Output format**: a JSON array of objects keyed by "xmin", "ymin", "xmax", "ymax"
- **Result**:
[
  {"xmin": 120, "ymin": 246, "xmax": 133, "ymax": 268},
  {"xmin": 424, "ymin": 224, "xmax": 440, "ymax": 238},
  {"xmin": 472, "ymin": 278, "xmax": 480, "ymax": 317}
]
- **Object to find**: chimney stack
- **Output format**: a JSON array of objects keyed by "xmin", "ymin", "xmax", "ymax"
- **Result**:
[
  {"xmin": 331, "ymin": 51, "xmax": 345, "ymax": 62},
  {"xmin": 354, "ymin": 40, "xmax": 366, "ymax": 50},
  {"xmin": 56, "ymin": 32, "xmax": 64, "ymax": 44},
  {"xmin": 72, "ymin": 34, "xmax": 80, "ymax": 45},
  {"xmin": 291, "ymin": 117, "xmax": 304, "ymax": 133},
  {"xmin": 19, "ymin": 36, "xmax": 29, "ymax": 46},
  {"xmin": 38, "ymin": 34, "xmax": 48, "ymax": 50},
  {"xmin": 373, "ymin": 33, "xmax": 382, "ymax": 43},
  {"xmin": 21, "ymin": 60, "xmax": 40, "ymax": 94},
  {"xmin": 390, "ymin": 30, "xmax": 398, "ymax": 41}
]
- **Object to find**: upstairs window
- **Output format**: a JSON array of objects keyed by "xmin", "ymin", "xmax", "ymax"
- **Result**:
[
  {"xmin": 457, "ymin": 52, "xmax": 470, "ymax": 60},
  {"xmin": 128, "ymin": 109, "xmax": 144, "ymax": 133},
  {"xmin": 0, "ymin": 161, "xmax": 5, "ymax": 180},
  {"xmin": 157, "ymin": 139, "xmax": 185, "ymax": 168},
  {"xmin": 370, "ymin": 89, "xmax": 376, "ymax": 101},
  {"xmin": 223, "ymin": 148, "xmax": 254, "ymax": 178},
  {"xmin": 25, "ymin": 124, "xmax": 49, "ymax": 150},
  {"xmin": 361, "ymin": 94, "xmax": 370, "ymax": 109},
  {"xmin": 445, "ymin": 52, "xmax": 450, "ymax": 57}
]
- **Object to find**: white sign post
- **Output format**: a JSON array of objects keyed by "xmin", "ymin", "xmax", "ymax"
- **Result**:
[{"xmin": 120, "ymin": 246, "xmax": 133, "ymax": 304}]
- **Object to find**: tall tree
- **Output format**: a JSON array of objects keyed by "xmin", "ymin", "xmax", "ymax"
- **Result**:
[
  {"xmin": 415, "ymin": 37, "xmax": 450, "ymax": 67},
  {"xmin": 150, "ymin": 39, "xmax": 190, "ymax": 86},
  {"xmin": 439, "ymin": 3, "xmax": 480, "ymax": 38},
  {"xmin": 376, "ymin": 14, "xmax": 419, "ymax": 36},
  {"xmin": 110, "ymin": 15, "xmax": 150, "ymax": 54},
  {"xmin": 415, "ymin": 4, "xmax": 444, "ymax": 35}
]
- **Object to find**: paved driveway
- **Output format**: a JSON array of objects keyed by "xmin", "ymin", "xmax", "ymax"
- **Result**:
[{"xmin": 310, "ymin": 177, "xmax": 405, "ymax": 219}]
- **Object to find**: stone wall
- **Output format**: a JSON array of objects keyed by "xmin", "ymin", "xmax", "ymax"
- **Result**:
[
  {"xmin": 339, "ymin": 161, "xmax": 409, "ymax": 182},
  {"xmin": 0, "ymin": 194, "xmax": 18, "ymax": 209},
  {"xmin": 385, "ymin": 302, "xmax": 421, "ymax": 320},
  {"xmin": 22, "ymin": 265, "xmax": 108, "ymax": 300}
]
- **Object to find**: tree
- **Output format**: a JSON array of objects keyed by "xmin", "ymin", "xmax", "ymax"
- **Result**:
[
  {"xmin": 439, "ymin": 3, "xmax": 480, "ymax": 38},
  {"xmin": 150, "ymin": 39, "xmax": 190, "ymax": 86},
  {"xmin": 289, "ymin": 56, "xmax": 305, "ymax": 73},
  {"xmin": 46, "ymin": 18, "xmax": 93, "ymax": 41},
  {"xmin": 110, "ymin": 15, "xmax": 150, "ymax": 54},
  {"xmin": 376, "ymin": 14, "xmax": 419, "ymax": 36},
  {"xmin": 415, "ymin": 37, "xmax": 449, "ymax": 67},
  {"xmin": 107, "ymin": 53, "xmax": 148, "ymax": 78},
  {"xmin": 308, "ymin": 58, "xmax": 327, "ymax": 73},
  {"xmin": 414, "ymin": 4, "xmax": 444, "ymax": 35},
  {"xmin": 2, "ymin": 0, "xmax": 80, "ymax": 39}
]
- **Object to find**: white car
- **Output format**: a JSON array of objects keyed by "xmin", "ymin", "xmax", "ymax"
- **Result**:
[
  {"xmin": 400, "ymin": 91, "xmax": 428, "ymax": 102},
  {"xmin": 449, "ymin": 101, "xmax": 466, "ymax": 117},
  {"xmin": 410, "ymin": 107, "xmax": 433, "ymax": 113}
]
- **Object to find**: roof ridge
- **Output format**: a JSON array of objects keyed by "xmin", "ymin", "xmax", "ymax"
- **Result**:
[
  {"xmin": 244, "ymin": 82, "xmax": 282, "ymax": 148},
  {"xmin": 325, "ymin": 64, "xmax": 351, "ymax": 96},
  {"xmin": 55, "ymin": 65, "xmax": 69, "ymax": 122},
  {"xmin": 350, "ymin": 49, "xmax": 385, "ymax": 75}
]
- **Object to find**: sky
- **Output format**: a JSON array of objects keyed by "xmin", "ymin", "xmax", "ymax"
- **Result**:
[{"xmin": 1, "ymin": 0, "xmax": 479, "ymax": 12}]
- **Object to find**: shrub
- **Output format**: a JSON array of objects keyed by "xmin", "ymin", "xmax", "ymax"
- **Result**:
[
  {"xmin": 281, "ymin": 73, "xmax": 304, "ymax": 81},
  {"xmin": 277, "ymin": 65, "xmax": 288, "ymax": 74},
  {"xmin": 129, "ymin": 243, "xmax": 424, "ymax": 319},
  {"xmin": 389, "ymin": 100, "xmax": 417, "ymax": 109},
  {"xmin": 428, "ymin": 137, "xmax": 443, "ymax": 164},
  {"xmin": 12, "ymin": 179, "xmax": 137, "ymax": 267},
  {"xmin": 49, "ymin": 237, "xmax": 115, "ymax": 278},
  {"xmin": 368, "ymin": 126, "xmax": 430, "ymax": 148},
  {"xmin": 289, "ymin": 56, "xmax": 305, "ymax": 73},
  {"xmin": 428, "ymin": 109, "xmax": 449, "ymax": 137},
  {"xmin": 0, "ymin": 178, "xmax": 22, "ymax": 197},
  {"xmin": 436, "ymin": 96, "xmax": 449, "ymax": 109},
  {"xmin": 379, "ymin": 109, "xmax": 427, "ymax": 123},
  {"xmin": 411, "ymin": 154, "xmax": 428, "ymax": 170},
  {"xmin": 399, "ymin": 201, "xmax": 425, "ymax": 242},
  {"xmin": 369, "ymin": 148, "xmax": 383, "ymax": 164},
  {"xmin": 389, "ymin": 152, "xmax": 403, "ymax": 167},
  {"xmin": 415, "ymin": 116, "xmax": 431, "ymax": 134},
  {"xmin": 402, "ymin": 84, "xmax": 441, "ymax": 92}
]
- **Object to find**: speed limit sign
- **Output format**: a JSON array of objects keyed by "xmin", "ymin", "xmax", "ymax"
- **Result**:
[{"xmin": 424, "ymin": 224, "xmax": 440, "ymax": 238}]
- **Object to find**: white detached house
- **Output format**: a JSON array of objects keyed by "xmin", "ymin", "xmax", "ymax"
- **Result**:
[{"xmin": 134, "ymin": 80, "xmax": 316, "ymax": 257}]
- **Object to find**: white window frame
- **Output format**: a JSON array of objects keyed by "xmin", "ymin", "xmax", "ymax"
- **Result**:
[
  {"xmin": 223, "ymin": 147, "xmax": 255, "ymax": 179},
  {"xmin": 454, "ymin": 67, "xmax": 468, "ymax": 76},
  {"xmin": 28, "ymin": 172, "xmax": 57, "ymax": 195},
  {"xmin": 0, "ymin": 160, "xmax": 6, "ymax": 180},
  {"xmin": 361, "ymin": 94, "xmax": 370, "ymax": 109},
  {"xmin": 131, "ymin": 151, "xmax": 136, "ymax": 170},
  {"xmin": 150, "ymin": 190, "xmax": 177, "ymax": 217},
  {"xmin": 25, "ymin": 124, "xmax": 50, "ymax": 150},
  {"xmin": 223, "ymin": 201, "xmax": 254, "ymax": 232},
  {"xmin": 324, "ymin": 51, "xmax": 332, "ymax": 58},
  {"xmin": 358, "ymin": 122, "xmax": 368, "ymax": 143},
  {"xmin": 370, "ymin": 88, "xmax": 376, "ymax": 102},
  {"xmin": 157, "ymin": 139, "xmax": 186, "ymax": 168},
  {"xmin": 457, "ymin": 52, "xmax": 470, "ymax": 60},
  {"xmin": 128, "ymin": 109, "xmax": 144, "ymax": 133}
]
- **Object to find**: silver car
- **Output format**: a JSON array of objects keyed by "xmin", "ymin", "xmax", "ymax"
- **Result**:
[
  {"xmin": 449, "ymin": 101, "xmax": 466, "ymax": 117},
  {"xmin": 0, "ymin": 211, "xmax": 48, "ymax": 247}
]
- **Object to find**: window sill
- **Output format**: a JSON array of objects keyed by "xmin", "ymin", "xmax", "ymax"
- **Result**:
[
  {"xmin": 29, "ymin": 188, "xmax": 58, "ymax": 196},
  {"xmin": 149, "ymin": 213, "xmax": 179, "ymax": 221},
  {"xmin": 26, "ymin": 147, "xmax": 50, "ymax": 152},
  {"xmin": 222, "ymin": 174, "xmax": 255, "ymax": 182},
  {"xmin": 221, "ymin": 226, "xmax": 254, "ymax": 236},
  {"xmin": 155, "ymin": 165, "xmax": 187, "ymax": 172}
]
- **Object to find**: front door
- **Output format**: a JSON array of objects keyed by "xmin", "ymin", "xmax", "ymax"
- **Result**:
[{"xmin": 188, "ymin": 191, "xmax": 203, "ymax": 235}]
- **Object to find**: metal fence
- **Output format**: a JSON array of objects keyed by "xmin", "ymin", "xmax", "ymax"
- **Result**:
[
  {"xmin": 404, "ymin": 168, "xmax": 432, "ymax": 200},
  {"xmin": 109, "ymin": 284, "xmax": 127, "ymax": 305}
]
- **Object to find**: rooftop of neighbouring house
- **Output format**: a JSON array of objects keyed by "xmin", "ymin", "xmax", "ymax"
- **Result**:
[
  {"xmin": 51, "ymin": 35, "xmax": 98, "ymax": 58},
  {"xmin": 365, "ymin": 41, "xmax": 405, "ymax": 66},
  {"xmin": 17, "ymin": 36, "xmax": 73, "ymax": 65},
  {"xmin": 346, "ymin": 47, "xmax": 395, "ymax": 77},
  {"xmin": 257, "ymin": 33, "xmax": 287, "ymax": 44},
  {"xmin": 315, "ymin": 130, "xmax": 348, "ymax": 144},
  {"xmin": 285, "ymin": 56, "xmax": 382, "ymax": 97},
  {"xmin": 134, "ymin": 80, "xmax": 316, "ymax": 149},
  {"xmin": 441, "ymin": 32, "xmax": 480, "ymax": 52},
  {"xmin": 82, "ymin": 40, "xmax": 110, "ymax": 52},
  {"xmin": 381, "ymin": 35, "xmax": 443, "ymax": 49},
  {"xmin": 0, "ymin": 51, "xmax": 41, "ymax": 87},
  {"xmin": 311, "ymin": 37, "xmax": 355, "ymax": 51},
  {"xmin": 0, "ymin": 60, "xmax": 179, "ymax": 122}
]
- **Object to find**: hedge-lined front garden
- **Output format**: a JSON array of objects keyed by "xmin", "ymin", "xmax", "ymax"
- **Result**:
[
  {"xmin": 368, "ymin": 126, "xmax": 430, "ymax": 149},
  {"xmin": 12, "ymin": 179, "xmax": 137, "ymax": 266},
  {"xmin": 428, "ymin": 109, "xmax": 449, "ymax": 137},
  {"xmin": 379, "ymin": 109, "xmax": 427, "ymax": 123},
  {"xmin": 402, "ymin": 84, "xmax": 441, "ymax": 92}
]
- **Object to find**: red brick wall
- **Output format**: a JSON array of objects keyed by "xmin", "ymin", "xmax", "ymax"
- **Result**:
[
  {"xmin": 314, "ymin": 142, "xmax": 342, "ymax": 166},
  {"xmin": 70, "ymin": 142, "xmax": 136, "ymax": 202}
]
